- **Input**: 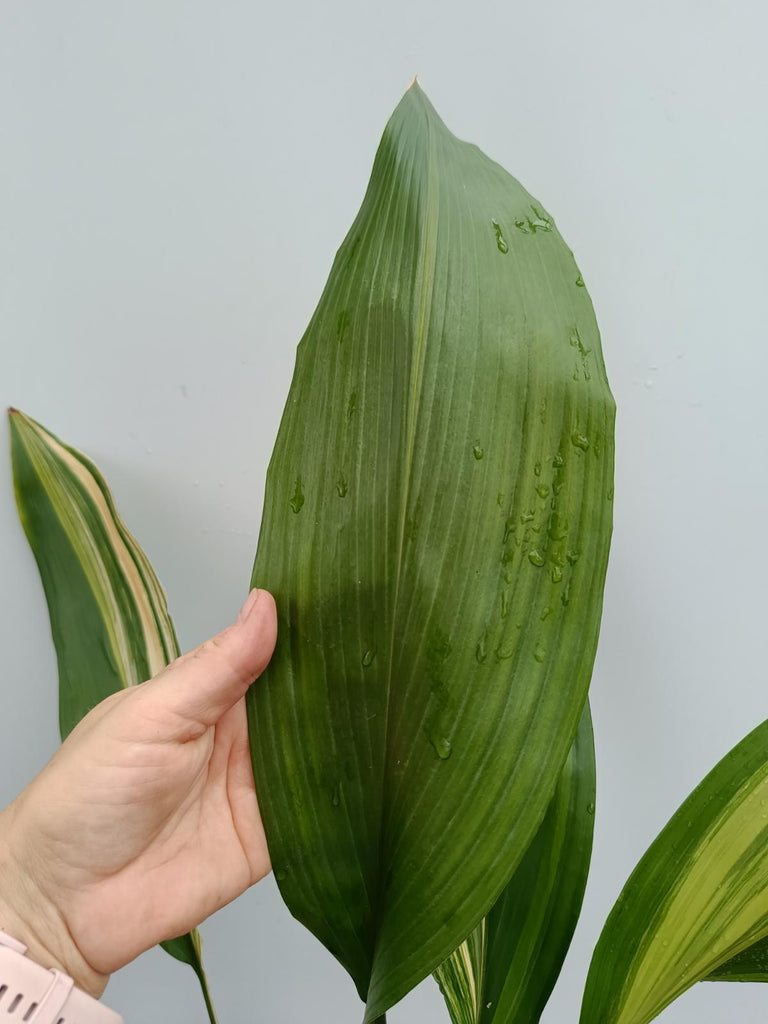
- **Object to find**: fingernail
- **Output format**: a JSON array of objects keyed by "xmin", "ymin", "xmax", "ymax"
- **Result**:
[{"xmin": 237, "ymin": 588, "xmax": 262, "ymax": 624}]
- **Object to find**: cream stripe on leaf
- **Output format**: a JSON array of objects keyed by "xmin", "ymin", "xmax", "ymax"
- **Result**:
[
  {"xmin": 247, "ymin": 82, "xmax": 614, "ymax": 1023},
  {"xmin": 9, "ymin": 409, "xmax": 217, "ymax": 1024},
  {"xmin": 581, "ymin": 717, "xmax": 768, "ymax": 1024},
  {"xmin": 434, "ymin": 919, "xmax": 487, "ymax": 1024}
]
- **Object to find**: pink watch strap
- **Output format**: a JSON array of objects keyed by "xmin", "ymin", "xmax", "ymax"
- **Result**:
[{"xmin": 0, "ymin": 930, "xmax": 123, "ymax": 1023}]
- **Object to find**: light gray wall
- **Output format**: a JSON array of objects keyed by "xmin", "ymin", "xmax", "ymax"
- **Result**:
[{"xmin": 1, "ymin": 2, "xmax": 766, "ymax": 1022}]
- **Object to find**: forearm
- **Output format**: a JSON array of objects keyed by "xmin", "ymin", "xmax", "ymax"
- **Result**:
[{"xmin": 0, "ymin": 804, "xmax": 108, "ymax": 999}]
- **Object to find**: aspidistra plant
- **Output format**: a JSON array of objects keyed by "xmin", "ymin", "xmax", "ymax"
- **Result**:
[
  {"xmin": 9, "ymin": 82, "xmax": 768, "ymax": 1024},
  {"xmin": 12, "ymin": 408, "xmax": 768, "ymax": 1023}
]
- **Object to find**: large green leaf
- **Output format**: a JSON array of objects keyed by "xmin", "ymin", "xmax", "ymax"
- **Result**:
[
  {"xmin": 581, "ymin": 717, "xmax": 768, "ymax": 1024},
  {"xmin": 247, "ymin": 82, "xmax": 614, "ymax": 1021},
  {"xmin": 435, "ymin": 701, "xmax": 595, "ymax": 1024},
  {"xmin": 9, "ymin": 409, "xmax": 218, "ymax": 1023}
]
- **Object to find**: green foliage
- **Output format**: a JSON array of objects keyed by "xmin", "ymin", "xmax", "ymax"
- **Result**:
[
  {"xmin": 9, "ymin": 409, "xmax": 218, "ymax": 1024},
  {"xmin": 582, "ymin": 718, "xmax": 768, "ymax": 1024},
  {"xmin": 9, "ymin": 83, "xmax": 767, "ymax": 1024},
  {"xmin": 436, "ymin": 704, "xmax": 595, "ymax": 1024},
  {"xmin": 246, "ymin": 82, "xmax": 614, "ymax": 1021}
]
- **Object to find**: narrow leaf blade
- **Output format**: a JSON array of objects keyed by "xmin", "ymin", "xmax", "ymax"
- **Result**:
[
  {"xmin": 9, "ymin": 409, "xmax": 217, "ymax": 1023},
  {"xmin": 435, "ymin": 919, "xmax": 487, "ymax": 1024},
  {"xmin": 248, "ymin": 82, "xmax": 614, "ymax": 1021},
  {"xmin": 581, "ymin": 717, "xmax": 768, "ymax": 1024}
]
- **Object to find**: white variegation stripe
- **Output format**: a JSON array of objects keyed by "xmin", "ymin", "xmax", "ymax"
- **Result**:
[
  {"xmin": 434, "ymin": 918, "xmax": 487, "ymax": 1024},
  {"xmin": 112, "ymin": 508, "xmax": 180, "ymax": 662},
  {"xmin": 16, "ymin": 415, "xmax": 168, "ymax": 684}
]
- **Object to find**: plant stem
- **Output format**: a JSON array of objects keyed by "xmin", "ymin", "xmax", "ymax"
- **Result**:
[{"xmin": 196, "ymin": 967, "xmax": 219, "ymax": 1024}]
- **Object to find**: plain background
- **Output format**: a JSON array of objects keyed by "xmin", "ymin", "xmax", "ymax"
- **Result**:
[{"xmin": 1, "ymin": 2, "xmax": 767, "ymax": 1022}]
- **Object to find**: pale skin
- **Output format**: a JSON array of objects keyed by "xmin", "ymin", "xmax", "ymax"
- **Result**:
[{"xmin": 0, "ymin": 588, "xmax": 278, "ymax": 999}]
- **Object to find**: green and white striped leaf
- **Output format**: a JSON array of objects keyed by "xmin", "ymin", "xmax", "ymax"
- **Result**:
[
  {"xmin": 9, "ymin": 409, "xmax": 218, "ymax": 1024},
  {"xmin": 581, "ymin": 717, "xmax": 768, "ymax": 1024},
  {"xmin": 247, "ymin": 82, "xmax": 614, "ymax": 1021},
  {"xmin": 435, "ymin": 701, "xmax": 595, "ymax": 1024},
  {"xmin": 705, "ymin": 934, "xmax": 768, "ymax": 983},
  {"xmin": 435, "ymin": 915, "xmax": 488, "ymax": 1024}
]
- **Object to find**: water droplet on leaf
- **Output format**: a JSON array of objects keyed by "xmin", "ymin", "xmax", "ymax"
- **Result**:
[
  {"xmin": 528, "ymin": 206, "xmax": 552, "ymax": 232},
  {"xmin": 337, "ymin": 309, "xmax": 350, "ymax": 343},
  {"xmin": 496, "ymin": 639, "xmax": 515, "ymax": 661},
  {"xmin": 491, "ymin": 219, "xmax": 509, "ymax": 253},
  {"xmin": 430, "ymin": 735, "xmax": 453, "ymax": 760},
  {"xmin": 290, "ymin": 477, "xmax": 305, "ymax": 513},
  {"xmin": 548, "ymin": 514, "xmax": 569, "ymax": 541}
]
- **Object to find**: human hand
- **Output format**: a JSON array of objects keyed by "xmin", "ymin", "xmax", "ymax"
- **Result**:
[{"xmin": 0, "ymin": 588, "xmax": 277, "ymax": 998}]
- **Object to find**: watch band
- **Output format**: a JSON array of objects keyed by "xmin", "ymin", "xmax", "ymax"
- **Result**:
[{"xmin": 0, "ymin": 930, "xmax": 123, "ymax": 1023}]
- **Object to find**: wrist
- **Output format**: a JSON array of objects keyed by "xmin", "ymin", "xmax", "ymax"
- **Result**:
[{"xmin": 0, "ymin": 805, "xmax": 108, "ymax": 999}]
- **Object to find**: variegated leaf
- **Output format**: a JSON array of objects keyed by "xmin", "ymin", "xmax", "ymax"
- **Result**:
[
  {"xmin": 9, "ymin": 408, "xmax": 217, "ymax": 1023},
  {"xmin": 581, "ymin": 717, "xmax": 768, "ymax": 1024}
]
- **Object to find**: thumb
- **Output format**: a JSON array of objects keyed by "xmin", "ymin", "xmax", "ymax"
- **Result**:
[{"xmin": 143, "ymin": 589, "xmax": 277, "ymax": 730}]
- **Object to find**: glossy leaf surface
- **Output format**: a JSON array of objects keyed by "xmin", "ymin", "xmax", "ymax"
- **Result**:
[
  {"xmin": 435, "ymin": 702, "xmax": 595, "ymax": 1023},
  {"xmin": 581, "ymin": 717, "xmax": 768, "ymax": 1024},
  {"xmin": 247, "ymin": 82, "xmax": 614, "ymax": 1021},
  {"xmin": 9, "ymin": 409, "xmax": 217, "ymax": 1023}
]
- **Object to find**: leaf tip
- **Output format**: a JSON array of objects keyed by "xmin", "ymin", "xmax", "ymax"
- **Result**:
[{"xmin": 7, "ymin": 407, "xmax": 25, "ymax": 438}]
